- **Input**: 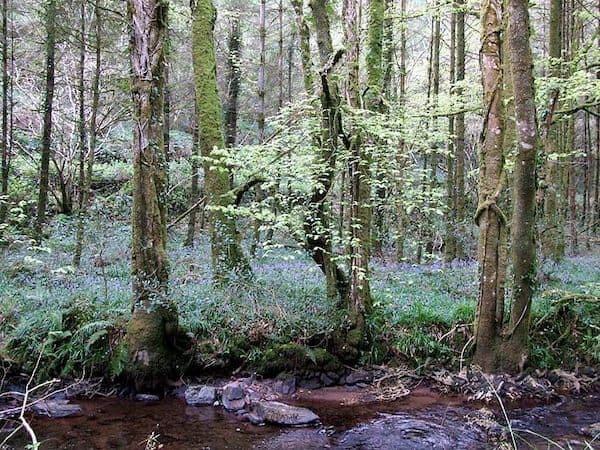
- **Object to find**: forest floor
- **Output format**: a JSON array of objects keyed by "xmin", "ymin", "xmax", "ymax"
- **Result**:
[{"xmin": 0, "ymin": 217, "xmax": 599, "ymax": 385}]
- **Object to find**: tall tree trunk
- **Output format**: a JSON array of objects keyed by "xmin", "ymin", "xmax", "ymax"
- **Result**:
[
  {"xmin": 74, "ymin": 0, "xmax": 102, "ymax": 264},
  {"xmin": 35, "ymin": 0, "xmax": 57, "ymax": 240},
  {"xmin": 396, "ymin": 0, "xmax": 408, "ymax": 262},
  {"xmin": 300, "ymin": 0, "xmax": 348, "ymax": 307},
  {"xmin": 126, "ymin": 0, "xmax": 177, "ymax": 392},
  {"xmin": 502, "ymin": 0, "xmax": 537, "ymax": 372},
  {"xmin": 454, "ymin": 0, "xmax": 466, "ymax": 259},
  {"xmin": 73, "ymin": 0, "xmax": 87, "ymax": 267},
  {"xmin": 184, "ymin": 121, "xmax": 201, "ymax": 247},
  {"xmin": 224, "ymin": 15, "xmax": 241, "ymax": 149},
  {"xmin": 345, "ymin": 0, "xmax": 372, "ymax": 356},
  {"xmin": 541, "ymin": 0, "xmax": 564, "ymax": 261},
  {"xmin": 366, "ymin": 0, "xmax": 385, "ymax": 256},
  {"xmin": 251, "ymin": 0, "xmax": 267, "ymax": 256},
  {"xmin": 445, "ymin": 5, "xmax": 457, "ymax": 262},
  {"xmin": 473, "ymin": 0, "xmax": 507, "ymax": 372},
  {"xmin": 291, "ymin": 0, "xmax": 314, "ymax": 94},
  {"xmin": 192, "ymin": 0, "xmax": 251, "ymax": 281},
  {"xmin": 0, "ymin": 0, "xmax": 9, "ymax": 224}
]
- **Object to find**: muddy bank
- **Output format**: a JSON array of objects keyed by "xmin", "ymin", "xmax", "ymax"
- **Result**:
[{"xmin": 2, "ymin": 385, "xmax": 599, "ymax": 449}]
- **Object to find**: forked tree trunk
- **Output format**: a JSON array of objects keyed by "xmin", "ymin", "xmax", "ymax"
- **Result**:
[{"xmin": 126, "ymin": 0, "xmax": 178, "ymax": 392}]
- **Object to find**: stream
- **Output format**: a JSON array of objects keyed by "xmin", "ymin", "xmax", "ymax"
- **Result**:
[{"xmin": 2, "ymin": 387, "xmax": 599, "ymax": 449}]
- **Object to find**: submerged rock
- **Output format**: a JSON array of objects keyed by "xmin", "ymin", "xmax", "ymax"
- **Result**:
[
  {"xmin": 346, "ymin": 369, "xmax": 373, "ymax": 385},
  {"xmin": 251, "ymin": 401, "xmax": 319, "ymax": 426},
  {"xmin": 135, "ymin": 394, "xmax": 160, "ymax": 402},
  {"xmin": 32, "ymin": 399, "xmax": 82, "ymax": 418},
  {"xmin": 184, "ymin": 386, "xmax": 217, "ymax": 406}
]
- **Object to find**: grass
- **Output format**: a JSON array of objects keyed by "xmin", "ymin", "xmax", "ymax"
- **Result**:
[{"xmin": 0, "ymin": 217, "xmax": 599, "ymax": 381}]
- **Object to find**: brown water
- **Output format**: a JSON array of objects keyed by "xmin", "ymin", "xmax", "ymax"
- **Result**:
[{"xmin": 3, "ymin": 388, "xmax": 599, "ymax": 449}]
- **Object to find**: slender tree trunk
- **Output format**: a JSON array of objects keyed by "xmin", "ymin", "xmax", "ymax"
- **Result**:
[
  {"xmin": 251, "ymin": 0, "xmax": 267, "ymax": 256},
  {"xmin": 74, "ymin": 0, "xmax": 101, "ymax": 264},
  {"xmin": 192, "ymin": 0, "xmax": 251, "ymax": 281},
  {"xmin": 502, "ymin": 0, "xmax": 537, "ymax": 372},
  {"xmin": 224, "ymin": 15, "xmax": 241, "ymax": 149},
  {"xmin": 126, "ymin": 0, "xmax": 177, "ymax": 392},
  {"xmin": 445, "ymin": 6, "xmax": 457, "ymax": 262},
  {"xmin": 473, "ymin": 0, "xmax": 507, "ymax": 372},
  {"xmin": 367, "ymin": 0, "xmax": 385, "ymax": 256},
  {"xmin": 454, "ymin": 0, "xmax": 466, "ymax": 259},
  {"xmin": 396, "ymin": 0, "xmax": 408, "ymax": 262},
  {"xmin": 0, "ymin": 0, "xmax": 9, "ymax": 224},
  {"xmin": 345, "ymin": 0, "xmax": 372, "ymax": 355},
  {"xmin": 35, "ymin": 0, "xmax": 57, "ymax": 240},
  {"xmin": 541, "ymin": 0, "xmax": 564, "ymax": 261},
  {"xmin": 184, "ymin": 122, "xmax": 200, "ymax": 247},
  {"xmin": 73, "ymin": 0, "xmax": 87, "ymax": 267},
  {"xmin": 291, "ymin": 0, "xmax": 314, "ymax": 94}
]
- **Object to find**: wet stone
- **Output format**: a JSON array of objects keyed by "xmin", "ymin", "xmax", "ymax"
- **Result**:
[
  {"xmin": 32, "ymin": 399, "xmax": 82, "ymax": 418},
  {"xmin": 251, "ymin": 401, "xmax": 320, "ymax": 426},
  {"xmin": 135, "ymin": 394, "xmax": 160, "ymax": 402},
  {"xmin": 184, "ymin": 385, "xmax": 217, "ymax": 406},
  {"xmin": 274, "ymin": 374, "xmax": 296, "ymax": 395},
  {"xmin": 222, "ymin": 382, "xmax": 246, "ymax": 411},
  {"xmin": 346, "ymin": 369, "xmax": 373, "ymax": 385}
]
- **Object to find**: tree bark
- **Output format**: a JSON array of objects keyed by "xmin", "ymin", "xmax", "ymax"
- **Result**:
[
  {"xmin": 503, "ymin": 0, "xmax": 538, "ymax": 372},
  {"xmin": 473, "ymin": 0, "xmax": 507, "ymax": 372},
  {"xmin": 192, "ymin": 0, "xmax": 251, "ymax": 281},
  {"xmin": 345, "ymin": 0, "xmax": 372, "ymax": 355},
  {"xmin": 126, "ymin": 0, "xmax": 177, "ymax": 392},
  {"xmin": 35, "ymin": 0, "xmax": 57, "ymax": 240},
  {"xmin": 0, "ymin": 0, "xmax": 9, "ymax": 224}
]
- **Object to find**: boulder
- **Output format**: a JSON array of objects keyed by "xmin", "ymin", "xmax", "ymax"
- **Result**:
[
  {"xmin": 222, "ymin": 382, "xmax": 246, "ymax": 411},
  {"xmin": 274, "ymin": 374, "xmax": 296, "ymax": 395},
  {"xmin": 251, "ymin": 401, "xmax": 319, "ymax": 426},
  {"xmin": 184, "ymin": 386, "xmax": 217, "ymax": 406},
  {"xmin": 345, "ymin": 369, "xmax": 373, "ymax": 385}
]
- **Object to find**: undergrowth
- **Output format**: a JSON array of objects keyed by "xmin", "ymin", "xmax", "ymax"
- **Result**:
[{"xmin": 0, "ymin": 218, "xmax": 599, "ymax": 382}]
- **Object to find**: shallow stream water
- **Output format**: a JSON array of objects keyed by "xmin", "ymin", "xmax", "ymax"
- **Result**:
[{"xmin": 4, "ymin": 387, "xmax": 599, "ymax": 449}]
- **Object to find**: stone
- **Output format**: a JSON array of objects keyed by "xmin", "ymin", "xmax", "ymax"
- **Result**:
[
  {"xmin": 32, "ymin": 400, "xmax": 82, "ymax": 418},
  {"xmin": 320, "ymin": 373, "xmax": 336, "ymax": 387},
  {"xmin": 135, "ymin": 394, "xmax": 160, "ymax": 402},
  {"xmin": 299, "ymin": 377, "xmax": 321, "ymax": 390},
  {"xmin": 184, "ymin": 386, "xmax": 217, "ymax": 406},
  {"xmin": 222, "ymin": 382, "xmax": 246, "ymax": 411},
  {"xmin": 251, "ymin": 401, "xmax": 319, "ymax": 426},
  {"xmin": 345, "ymin": 369, "xmax": 373, "ymax": 385},
  {"xmin": 274, "ymin": 375, "xmax": 296, "ymax": 395}
]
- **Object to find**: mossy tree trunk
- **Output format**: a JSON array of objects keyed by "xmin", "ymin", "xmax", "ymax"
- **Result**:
[
  {"xmin": 126, "ymin": 0, "xmax": 178, "ymax": 392},
  {"xmin": 192, "ymin": 0, "xmax": 251, "ymax": 282},
  {"xmin": 396, "ymin": 0, "xmax": 408, "ymax": 262},
  {"xmin": 540, "ymin": 0, "xmax": 564, "ymax": 262},
  {"xmin": 473, "ymin": 0, "xmax": 508, "ymax": 372},
  {"xmin": 502, "ymin": 0, "xmax": 538, "ymax": 372},
  {"xmin": 344, "ymin": 0, "xmax": 373, "ymax": 355}
]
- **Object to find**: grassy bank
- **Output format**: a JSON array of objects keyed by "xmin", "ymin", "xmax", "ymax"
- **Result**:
[{"xmin": 0, "ymin": 218, "xmax": 598, "ymax": 382}]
